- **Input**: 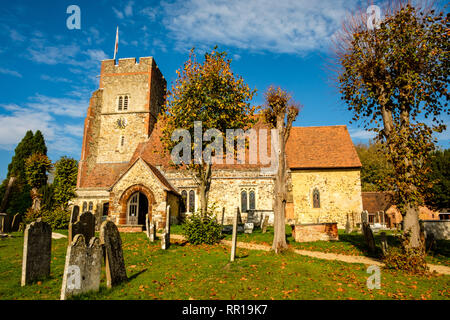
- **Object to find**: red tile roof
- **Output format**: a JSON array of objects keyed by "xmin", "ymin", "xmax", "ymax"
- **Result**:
[
  {"xmin": 78, "ymin": 123, "xmax": 361, "ymax": 189},
  {"xmin": 362, "ymin": 192, "xmax": 395, "ymax": 213}
]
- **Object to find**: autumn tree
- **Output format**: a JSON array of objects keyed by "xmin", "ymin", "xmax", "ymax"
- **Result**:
[
  {"xmin": 25, "ymin": 153, "xmax": 52, "ymax": 211},
  {"xmin": 162, "ymin": 48, "xmax": 257, "ymax": 216},
  {"xmin": 53, "ymin": 157, "xmax": 78, "ymax": 210},
  {"xmin": 333, "ymin": 2, "xmax": 449, "ymax": 247},
  {"xmin": 261, "ymin": 86, "xmax": 300, "ymax": 253},
  {"xmin": 355, "ymin": 141, "xmax": 394, "ymax": 191}
]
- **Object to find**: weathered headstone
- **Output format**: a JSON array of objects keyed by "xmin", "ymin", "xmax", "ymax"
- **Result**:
[
  {"xmin": 230, "ymin": 207, "xmax": 239, "ymax": 262},
  {"xmin": 21, "ymin": 219, "xmax": 52, "ymax": 286},
  {"xmin": 11, "ymin": 213, "xmax": 21, "ymax": 232},
  {"xmin": 244, "ymin": 222, "xmax": 254, "ymax": 234},
  {"xmin": 60, "ymin": 234, "xmax": 102, "ymax": 300},
  {"xmin": 161, "ymin": 205, "xmax": 170, "ymax": 250},
  {"xmin": 145, "ymin": 213, "xmax": 150, "ymax": 238},
  {"xmin": 261, "ymin": 215, "xmax": 269, "ymax": 233},
  {"xmin": 149, "ymin": 222, "xmax": 156, "ymax": 242},
  {"xmin": 361, "ymin": 210, "xmax": 369, "ymax": 225},
  {"xmin": 345, "ymin": 213, "xmax": 352, "ymax": 234},
  {"xmin": 100, "ymin": 220, "xmax": 127, "ymax": 288},
  {"xmin": 380, "ymin": 232, "xmax": 388, "ymax": 256},
  {"xmin": 70, "ymin": 211, "xmax": 95, "ymax": 245},
  {"xmin": 362, "ymin": 222, "xmax": 376, "ymax": 253},
  {"xmin": 0, "ymin": 213, "xmax": 7, "ymax": 234}
]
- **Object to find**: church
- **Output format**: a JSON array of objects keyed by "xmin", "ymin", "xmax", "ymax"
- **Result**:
[{"xmin": 73, "ymin": 56, "xmax": 363, "ymax": 231}]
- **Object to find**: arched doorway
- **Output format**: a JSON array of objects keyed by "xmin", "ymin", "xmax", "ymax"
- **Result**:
[{"xmin": 127, "ymin": 192, "xmax": 148, "ymax": 227}]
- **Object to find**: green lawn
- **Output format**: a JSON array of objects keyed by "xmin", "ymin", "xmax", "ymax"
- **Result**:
[
  {"xmin": 1, "ymin": 231, "xmax": 449, "ymax": 300},
  {"xmin": 171, "ymin": 224, "xmax": 450, "ymax": 267}
]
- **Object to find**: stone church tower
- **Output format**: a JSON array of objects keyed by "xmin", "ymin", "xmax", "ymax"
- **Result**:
[{"xmin": 77, "ymin": 57, "xmax": 166, "ymax": 187}]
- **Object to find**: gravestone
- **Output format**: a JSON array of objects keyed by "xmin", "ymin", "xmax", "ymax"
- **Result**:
[
  {"xmin": 161, "ymin": 205, "xmax": 170, "ymax": 250},
  {"xmin": 149, "ymin": 222, "xmax": 156, "ymax": 242},
  {"xmin": 60, "ymin": 234, "xmax": 102, "ymax": 300},
  {"xmin": 261, "ymin": 215, "xmax": 269, "ymax": 233},
  {"xmin": 71, "ymin": 206, "xmax": 80, "ymax": 223},
  {"xmin": 380, "ymin": 232, "xmax": 388, "ymax": 256},
  {"xmin": 11, "ymin": 214, "xmax": 21, "ymax": 232},
  {"xmin": 145, "ymin": 214, "xmax": 150, "ymax": 238},
  {"xmin": 362, "ymin": 222, "xmax": 376, "ymax": 253},
  {"xmin": 345, "ymin": 213, "xmax": 352, "ymax": 234},
  {"xmin": 230, "ymin": 207, "xmax": 239, "ymax": 262},
  {"xmin": 70, "ymin": 211, "xmax": 95, "ymax": 245},
  {"xmin": 244, "ymin": 222, "xmax": 254, "ymax": 234},
  {"xmin": 100, "ymin": 220, "xmax": 127, "ymax": 288},
  {"xmin": 0, "ymin": 213, "xmax": 7, "ymax": 233},
  {"xmin": 21, "ymin": 219, "xmax": 52, "ymax": 286},
  {"xmin": 361, "ymin": 210, "xmax": 369, "ymax": 225}
]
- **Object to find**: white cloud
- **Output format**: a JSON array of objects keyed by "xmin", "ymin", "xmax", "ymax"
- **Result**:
[
  {"xmin": 160, "ymin": 0, "xmax": 359, "ymax": 54},
  {"xmin": 9, "ymin": 29, "xmax": 25, "ymax": 42},
  {"xmin": 41, "ymin": 74, "xmax": 72, "ymax": 83},
  {"xmin": 63, "ymin": 124, "xmax": 84, "ymax": 138},
  {"xmin": 112, "ymin": 7, "xmax": 124, "ymax": 19},
  {"xmin": 26, "ymin": 95, "xmax": 88, "ymax": 118},
  {"xmin": 27, "ymin": 44, "xmax": 81, "ymax": 65},
  {"xmin": 124, "ymin": 1, "xmax": 134, "ymax": 17},
  {"xmin": 141, "ymin": 7, "xmax": 157, "ymax": 21},
  {"xmin": 85, "ymin": 49, "xmax": 109, "ymax": 62},
  {"xmin": 0, "ymin": 67, "xmax": 22, "ymax": 78},
  {"xmin": 349, "ymin": 128, "xmax": 376, "ymax": 140}
]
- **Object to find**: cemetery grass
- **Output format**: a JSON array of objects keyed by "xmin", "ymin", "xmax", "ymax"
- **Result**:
[
  {"xmin": 170, "ymin": 224, "xmax": 450, "ymax": 267},
  {"xmin": 0, "ymin": 232, "xmax": 449, "ymax": 300}
]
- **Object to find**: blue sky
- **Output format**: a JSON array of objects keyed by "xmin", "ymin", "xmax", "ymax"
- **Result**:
[{"xmin": 0, "ymin": 0, "xmax": 448, "ymax": 181}]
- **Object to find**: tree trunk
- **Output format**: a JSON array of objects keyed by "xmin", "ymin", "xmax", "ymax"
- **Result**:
[
  {"xmin": 198, "ymin": 163, "xmax": 212, "ymax": 217},
  {"xmin": 0, "ymin": 177, "xmax": 16, "ymax": 213},
  {"xmin": 272, "ymin": 115, "xmax": 288, "ymax": 253},
  {"xmin": 402, "ymin": 204, "xmax": 421, "ymax": 248}
]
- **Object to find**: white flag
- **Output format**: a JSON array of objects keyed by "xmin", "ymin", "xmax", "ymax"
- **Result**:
[{"xmin": 113, "ymin": 26, "xmax": 119, "ymax": 60}]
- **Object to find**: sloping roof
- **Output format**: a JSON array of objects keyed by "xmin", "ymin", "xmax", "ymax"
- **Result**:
[
  {"xmin": 109, "ymin": 156, "xmax": 179, "ymax": 194},
  {"xmin": 362, "ymin": 192, "xmax": 395, "ymax": 213},
  {"xmin": 78, "ymin": 122, "xmax": 361, "ymax": 189},
  {"xmin": 286, "ymin": 126, "xmax": 362, "ymax": 169}
]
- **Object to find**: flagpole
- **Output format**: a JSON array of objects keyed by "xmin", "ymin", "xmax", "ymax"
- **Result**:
[{"xmin": 113, "ymin": 26, "xmax": 119, "ymax": 63}]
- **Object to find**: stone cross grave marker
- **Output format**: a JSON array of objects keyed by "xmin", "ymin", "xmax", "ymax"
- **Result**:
[
  {"xmin": 69, "ymin": 211, "xmax": 95, "ymax": 245},
  {"xmin": 100, "ymin": 220, "xmax": 127, "ymax": 288},
  {"xmin": 362, "ymin": 222, "xmax": 376, "ymax": 253},
  {"xmin": 161, "ymin": 205, "xmax": 170, "ymax": 250},
  {"xmin": 230, "ymin": 207, "xmax": 239, "ymax": 262},
  {"xmin": 261, "ymin": 215, "xmax": 269, "ymax": 233},
  {"xmin": 60, "ymin": 234, "xmax": 102, "ymax": 300},
  {"xmin": 21, "ymin": 219, "xmax": 52, "ymax": 286}
]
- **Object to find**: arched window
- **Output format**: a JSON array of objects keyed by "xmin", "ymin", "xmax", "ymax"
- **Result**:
[
  {"xmin": 188, "ymin": 190, "xmax": 195, "ymax": 213},
  {"xmin": 123, "ymin": 96, "xmax": 128, "ymax": 110},
  {"xmin": 313, "ymin": 188, "xmax": 320, "ymax": 208},
  {"xmin": 88, "ymin": 202, "xmax": 93, "ymax": 211},
  {"xmin": 118, "ymin": 96, "xmax": 123, "ymax": 111},
  {"xmin": 249, "ymin": 190, "xmax": 256, "ymax": 210},
  {"xmin": 241, "ymin": 191, "xmax": 248, "ymax": 213},
  {"xmin": 181, "ymin": 190, "xmax": 187, "ymax": 212},
  {"xmin": 82, "ymin": 201, "xmax": 87, "ymax": 212}
]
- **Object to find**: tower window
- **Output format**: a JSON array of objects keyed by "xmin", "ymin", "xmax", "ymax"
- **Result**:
[
  {"xmin": 123, "ymin": 96, "xmax": 128, "ymax": 110},
  {"xmin": 313, "ymin": 188, "xmax": 320, "ymax": 208},
  {"xmin": 121, "ymin": 135, "xmax": 125, "ymax": 146},
  {"xmin": 118, "ymin": 96, "xmax": 123, "ymax": 111},
  {"xmin": 117, "ymin": 95, "xmax": 129, "ymax": 111}
]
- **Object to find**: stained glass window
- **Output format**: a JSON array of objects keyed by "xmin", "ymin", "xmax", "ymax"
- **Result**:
[
  {"xmin": 249, "ymin": 190, "xmax": 255, "ymax": 210},
  {"xmin": 313, "ymin": 188, "xmax": 320, "ymax": 208},
  {"xmin": 241, "ymin": 191, "xmax": 248, "ymax": 212},
  {"xmin": 181, "ymin": 190, "xmax": 187, "ymax": 211},
  {"xmin": 189, "ymin": 190, "xmax": 195, "ymax": 213}
]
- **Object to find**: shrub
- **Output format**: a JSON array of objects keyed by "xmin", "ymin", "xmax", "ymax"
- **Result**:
[
  {"xmin": 383, "ymin": 231, "xmax": 429, "ymax": 274},
  {"xmin": 23, "ymin": 207, "xmax": 70, "ymax": 230},
  {"xmin": 181, "ymin": 210, "xmax": 222, "ymax": 245}
]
